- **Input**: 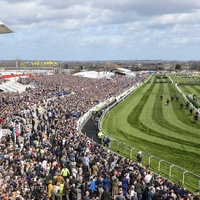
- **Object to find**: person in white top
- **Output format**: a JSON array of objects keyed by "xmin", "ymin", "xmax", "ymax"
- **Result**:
[{"xmin": 144, "ymin": 171, "xmax": 153, "ymax": 184}]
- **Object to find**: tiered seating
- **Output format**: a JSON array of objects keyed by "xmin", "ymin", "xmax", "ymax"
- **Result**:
[{"xmin": 0, "ymin": 80, "xmax": 30, "ymax": 92}]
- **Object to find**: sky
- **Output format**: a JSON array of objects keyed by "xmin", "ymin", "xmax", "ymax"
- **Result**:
[{"xmin": 0, "ymin": 0, "xmax": 200, "ymax": 61}]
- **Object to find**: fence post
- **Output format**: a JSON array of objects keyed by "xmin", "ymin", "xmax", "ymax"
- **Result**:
[
  {"xmin": 130, "ymin": 148, "xmax": 135, "ymax": 159},
  {"xmin": 126, "ymin": 145, "xmax": 132, "ymax": 158},
  {"xmin": 110, "ymin": 139, "xmax": 114, "ymax": 149},
  {"xmin": 122, "ymin": 143, "xmax": 126, "ymax": 156},
  {"xmin": 117, "ymin": 142, "xmax": 122, "ymax": 153},
  {"xmin": 158, "ymin": 160, "xmax": 163, "ymax": 173},
  {"xmin": 198, "ymin": 180, "xmax": 200, "ymax": 192},
  {"xmin": 183, "ymin": 171, "xmax": 188, "ymax": 185},
  {"xmin": 169, "ymin": 165, "xmax": 174, "ymax": 178},
  {"xmin": 148, "ymin": 155, "xmax": 154, "ymax": 166}
]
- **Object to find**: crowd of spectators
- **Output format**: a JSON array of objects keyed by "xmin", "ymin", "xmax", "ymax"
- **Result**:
[{"xmin": 0, "ymin": 73, "xmax": 199, "ymax": 200}]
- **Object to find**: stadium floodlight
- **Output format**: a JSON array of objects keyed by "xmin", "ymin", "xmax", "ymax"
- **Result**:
[{"xmin": 0, "ymin": 21, "xmax": 13, "ymax": 34}]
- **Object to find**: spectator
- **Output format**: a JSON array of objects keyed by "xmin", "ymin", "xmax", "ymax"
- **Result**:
[
  {"xmin": 135, "ymin": 179, "xmax": 144, "ymax": 200},
  {"xmin": 116, "ymin": 186, "xmax": 126, "ymax": 200},
  {"xmin": 101, "ymin": 187, "xmax": 111, "ymax": 200},
  {"xmin": 0, "ymin": 72, "xmax": 189, "ymax": 200},
  {"xmin": 136, "ymin": 151, "xmax": 142, "ymax": 166},
  {"xmin": 83, "ymin": 190, "xmax": 90, "ymax": 200}
]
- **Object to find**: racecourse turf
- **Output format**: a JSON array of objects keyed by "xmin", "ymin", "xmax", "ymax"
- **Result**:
[{"xmin": 102, "ymin": 75, "xmax": 200, "ymax": 191}]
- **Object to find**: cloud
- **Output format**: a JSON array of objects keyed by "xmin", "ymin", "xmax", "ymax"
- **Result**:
[{"xmin": 0, "ymin": 0, "xmax": 200, "ymax": 60}]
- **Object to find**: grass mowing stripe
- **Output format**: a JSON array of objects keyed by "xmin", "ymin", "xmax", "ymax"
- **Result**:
[
  {"xmin": 179, "ymin": 85, "xmax": 192, "ymax": 94},
  {"xmin": 109, "ymin": 83, "xmax": 152, "ymax": 126},
  {"xmin": 162, "ymin": 83, "xmax": 200, "ymax": 134},
  {"xmin": 127, "ymin": 83, "xmax": 156, "ymax": 128},
  {"xmin": 125, "ymin": 83, "xmax": 199, "ymax": 151},
  {"xmin": 102, "ymin": 75, "xmax": 200, "ymax": 183},
  {"xmin": 102, "ymin": 82, "xmax": 152, "ymax": 135},
  {"xmin": 137, "ymin": 84, "xmax": 200, "ymax": 149},
  {"xmin": 168, "ymin": 83, "xmax": 200, "ymax": 127},
  {"xmin": 193, "ymin": 85, "xmax": 200, "ymax": 95},
  {"xmin": 181, "ymin": 85, "xmax": 200, "ymax": 96},
  {"xmin": 163, "ymin": 83, "xmax": 200, "ymax": 135},
  {"xmin": 150, "ymin": 83, "xmax": 200, "ymax": 144},
  {"xmin": 113, "ymin": 126, "xmax": 200, "ymax": 176},
  {"xmin": 186, "ymin": 85, "xmax": 200, "ymax": 96}
]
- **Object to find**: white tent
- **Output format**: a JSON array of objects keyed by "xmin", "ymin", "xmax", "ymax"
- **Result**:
[{"xmin": 74, "ymin": 71, "xmax": 114, "ymax": 79}]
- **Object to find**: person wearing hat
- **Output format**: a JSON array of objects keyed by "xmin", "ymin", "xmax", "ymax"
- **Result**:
[{"xmin": 136, "ymin": 151, "xmax": 142, "ymax": 166}]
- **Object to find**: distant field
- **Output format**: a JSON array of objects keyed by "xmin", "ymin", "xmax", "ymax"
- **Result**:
[
  {"xmin": 102, "ymin": 74, "xmax": 200, "ymax": 192},
  {"xmin": 171, "ymin": 73, "xmax": 200, "ymax": 107},
  {"xmin": 179, "ymin": 85, "xmax": 200, "ymax": 97}
]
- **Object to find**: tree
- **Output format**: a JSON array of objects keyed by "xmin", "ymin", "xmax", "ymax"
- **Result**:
[
  {"xmin": 63, "ymin": 63, "xmax": 69, "ymax": 69},
  {"xmin": 175, "ymin": 64, "xmax": 181, "ymax": 70}
]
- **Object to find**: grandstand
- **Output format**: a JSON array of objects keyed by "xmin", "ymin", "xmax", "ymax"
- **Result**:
[
  {"xmin": 0, "ymin": 79, "xmax": 34, "ymax": 92},
  {"xmin": 0, "ymin": 21, "xmax": 13, "ymax": 34}
]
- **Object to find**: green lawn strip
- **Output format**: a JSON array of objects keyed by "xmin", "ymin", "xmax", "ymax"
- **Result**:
[
  {"xmin": 157, "ymin": 83, "xmax": 200, "ymax": 136},
  {"xmin": 161, "ymin": 84, "xmax": 200, "ymax": 136},
  {"xmin": 188, "ymin": 85, "xmax": 200, "ymax": 97},
  {"xmin": 180, "ymin": 85, "xmax": 200, "ymax": 96},
  {"xmin": 109, "ymin": 134, "xmax": 200, "ymax": 193},
  {"xmin": 134, "ymin": 83, "xmax": 200, "ymax": 148},
  {"xmin": 102, "ymin": 80, "xmax": 200, "ymax": 190},
  {"xmin": 110, "ymin": 126, "xmax": 200, "ymax": 178},
  {"xmin": 131, "ymin": 113, "xmax": 200, "ymax": 152},
  {"xmin": 150, "ymin": 83, "xmax": 200, "ymax": 141},
  {"xmin": 168, "ymin": 83, "xmax": 200, "ymax": 127},
  {"xmin": 170, "ymin": 74, "xmax": 200, "ymax": 84},
  {"xmin": 133, "ymin": 84, "xmax": 200, "ymax": 144},
  {"xmin": 104, "ymin": 80, "xmax": 200, "ymax": 153},
  {"xmin": 191, "ymin": 85, "xmax": 200, "ymax": 96},
  {"xmin": 102, "ymin": 82, "xmax": 152, "ymax": 133},
  {"xmin": 103, "ymin": 80, "xmax": 154, "ymax": 142},
  {"xmin": 105, "ymin": 84, "xmax": 152, "ymax": 126},
  {"xmin": 179, "ymin": 85, "xmax": 193, "ymax": 94},
  {"xmin": 119, "ymin": 83, "xmax": 200, "ymax": 154},
  {"xmin": 102, "ymin": 76, "xmax": 198, "ymax": 178},
  {"xmin": 161, "ymin": 103, "xmax": 200, "ymax": 136}
]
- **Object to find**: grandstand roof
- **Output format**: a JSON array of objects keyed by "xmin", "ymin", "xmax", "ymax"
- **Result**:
[
  {"xmin": 74, "ymin": 71, "xmax": 114, "ymax": 79},
  {"xmin": 0, "ymin": 21, "xmax": 13, "ymax": 34}
]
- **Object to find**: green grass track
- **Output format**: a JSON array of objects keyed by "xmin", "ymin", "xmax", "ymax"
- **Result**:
[{"xmin": 102, "ymin": 77, "xmax": 200, "ymax": 178}]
